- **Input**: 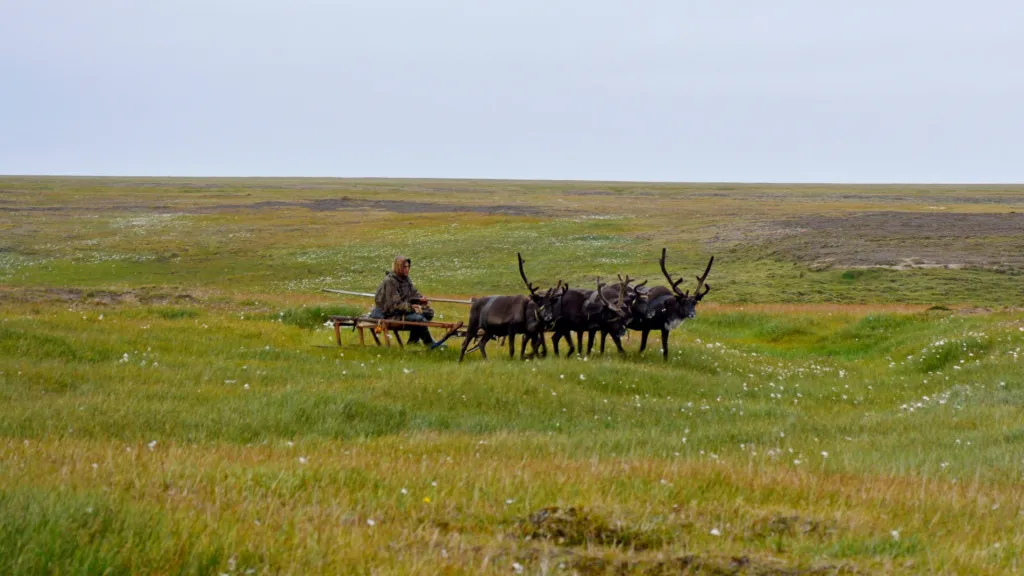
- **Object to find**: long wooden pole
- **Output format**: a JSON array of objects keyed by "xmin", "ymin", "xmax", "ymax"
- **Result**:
[{"xmin": 321, "ymin": 288, "xmax": 474, "ymax": 305}]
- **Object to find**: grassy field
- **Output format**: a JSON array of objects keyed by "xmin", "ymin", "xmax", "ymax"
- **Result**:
[{"xmin": 1, "ymin": 177, "xmax": 1023, "ymax": 574}]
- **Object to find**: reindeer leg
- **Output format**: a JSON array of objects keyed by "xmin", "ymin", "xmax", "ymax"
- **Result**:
[
  {"xmin": 509, "ymin": 330, "xmax": 516, "ymax": 359},
  {"xmin": 639, "ymin": 330, "xmax": 649, "ymax": 354},
  {"xmin": 661, "ymin": 329, "xmax": 670, "ymax": 360},
  {"xmin": 458, "ymin": 320, "xmax": 478, "ymax": 363},
  {"xmin": 458, "ymin": 335, "xmax": 472, "ymax": 362},
  {"xmin": 575, "ymin": 332, "xmax": 583, "ymax": 356},
  {"xmin": 612, "ymin": 334, "xmax": 625, "ymax": 354},
  {"xmin": 478, "ymin": 333, "xmax": 491, "ymax": 359},
  {"xmin": 600, "ymin": 331, "xmax": 607, "ymax": 355},
  {"xmin": 459, "ymin": 332, "xmax": 478, "ymax": 362},
  {"xmin": 565, "ymin": 331, "xmax": 576, "ymax": 357}
]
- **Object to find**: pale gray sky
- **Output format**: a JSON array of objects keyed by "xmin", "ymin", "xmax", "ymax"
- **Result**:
[{"xmin": 2, "ymin": 1, "xmax": 1022, "ymax": 182}]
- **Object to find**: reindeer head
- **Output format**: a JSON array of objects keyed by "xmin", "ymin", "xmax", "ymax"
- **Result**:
[
  {"xmin": 654, "ymin": 248, "xmax": 714, "ymax": 330},
  {"xmin": 518, "ymin": 252, "xmax": 568, "ymax": 324},
  {"xmin": 586, "ymin": 277, "xmax": 630, "ymax": 336}
]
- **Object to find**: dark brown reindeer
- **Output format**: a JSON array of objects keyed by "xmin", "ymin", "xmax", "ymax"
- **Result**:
[
  {"xmin": 515, "ymin": 252, "xmax": 570, "ymax": 357},
  {"xmin": 518, "ymin": 253, "xmax": 567, "ymax": 330},
  {"xmin": 625, "ymin": 248, "xmax": 714, "ymax": 360},
  {"xmin": 457, "ymin": 254, "xmax": 566, "ymax": 362},
  {"xmin": 550, "ymin": 278, "xmax": 629, "ymax": 357},
  {"xmin": 589, "ymin": 275, "xmax": 647, "ymax": 355},
  {"xmin": 457, "ymin": 294, "xmax": 543, "ymax": 361}
]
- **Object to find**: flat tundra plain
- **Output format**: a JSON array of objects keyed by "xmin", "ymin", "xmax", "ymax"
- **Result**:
[{"xmin": 1, "ymin": 177, "xmax": 1023, "ymax": 575}]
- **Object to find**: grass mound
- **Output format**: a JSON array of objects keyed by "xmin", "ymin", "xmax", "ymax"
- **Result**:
[{"xmin": 519, "ymin": 506, "xmax": 670, "ymax": 551}]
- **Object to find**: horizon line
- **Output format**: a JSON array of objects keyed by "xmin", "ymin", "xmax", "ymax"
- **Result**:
[{"xmin": 2, "ymin": 174, "xmax": 1023, "ymax": 187}]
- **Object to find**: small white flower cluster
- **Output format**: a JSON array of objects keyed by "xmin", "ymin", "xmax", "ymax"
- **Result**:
[
  {"xmin": 899, "ymin": 388, "xmax": 956, "ymax": 413},
  {"xmin": 117, "ymin": 348, "xmax": 159, "ymax": 367}
]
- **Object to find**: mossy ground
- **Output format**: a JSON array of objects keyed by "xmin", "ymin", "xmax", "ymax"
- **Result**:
[{"xmin": 1, "ymin": 177, "xmax": 1022, "ymax": 574}]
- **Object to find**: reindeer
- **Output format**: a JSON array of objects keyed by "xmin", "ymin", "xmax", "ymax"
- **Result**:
[
  {"xmin": 626, "ymin": 248, "xmax": 714, "ymax": 360},
  {"xmin": 516, "ymin": 253, "xmax": 568, "ymax": 357},
  {"xmin": 588, "ymin": 275, "xmax": 647, "ymax": 355},
  {"xmin": 457, "ymin": 254, "xmax": 566, "ymax": 362},
  {"xmin": 458, "ymin": 295, "xmax": 544, "ymax": 361},
  {"xmin": 551, "ymin": 279, "xmax": 629, "ymax": 357}
]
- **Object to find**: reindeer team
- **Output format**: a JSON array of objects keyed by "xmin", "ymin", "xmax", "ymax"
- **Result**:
[{"xmin": 458, "ymin": 249, "xmax": 714, "ymax": 362}]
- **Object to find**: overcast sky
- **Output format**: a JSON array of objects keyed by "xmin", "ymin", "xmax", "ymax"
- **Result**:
[{"xmin": 2, "ymin": 1, "xmax": 1022, "ymax": 182}]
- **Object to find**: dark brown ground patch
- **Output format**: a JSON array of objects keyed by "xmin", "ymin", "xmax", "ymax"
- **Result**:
[
  {"xmin": 508, "ymin": 506, "xmax": 854, "ymax": 574},
  {"xmin": 518, "ymin": 506, "xmax": 670, "ymax": 550},
  {"xmin": 195, "ymin": 197, "xmax": 548, "ymax": 216},
  {"xmin": 764, "ymin": 211, "xmax": 1024, "ymax": 270},
  {"xmin": 0, "ymin": 287, "xmax": 199, "ymax": 306},
  {"xmin": 567, "ymin": 553, "xmax": 854, "ymax": 575},
  {"xmin": 508, "ymin": 547, "xmax": 854, "ymax": 575},
  {"xmin": 0, "ymin": 197, "xmax": 550, "ymax": 217}
]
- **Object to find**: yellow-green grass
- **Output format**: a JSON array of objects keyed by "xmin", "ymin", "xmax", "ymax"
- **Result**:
[{"xmin": 1, "ymin": 177, "xmax": 1023, "ymax": 574}]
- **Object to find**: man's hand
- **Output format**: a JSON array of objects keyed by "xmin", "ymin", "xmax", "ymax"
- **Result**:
[{"xmin": 412, "ymin": 304, "xmax": 423, "ymax": 314}]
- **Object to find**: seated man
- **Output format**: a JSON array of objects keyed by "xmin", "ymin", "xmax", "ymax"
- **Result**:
[{"xmin": 369, "ymin": 255, "xmax": 436, "ymax": 345}]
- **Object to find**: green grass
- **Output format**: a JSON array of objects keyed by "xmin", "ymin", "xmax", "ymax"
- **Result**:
[{"xmin": 1, "ymin": 177, "xmax": 1023, "ymax": 574}]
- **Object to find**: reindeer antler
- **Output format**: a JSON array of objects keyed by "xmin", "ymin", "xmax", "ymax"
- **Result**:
[
  {"xmin": 596, "ymin": 277, "xmax": 628, "ymax": 318},
  {"xmin": 659, "ymin": 248, "xmax": 688, "ymax": 297},
  {"xmin": 517, "ymin": 252, "xmax": 539, "ymax": 295},
  {"xmin": 617, "ymin": 273, "xmax": 635, "ymax": 287},
  {"xmin": 546, "ymin": 279, "xmax": 567, "ymax": 298},
  {"xmin": 693, "ymin": 256, "xmax": 714, "ymax": 301},
  {"xmin": 595, "ymin": 277, "xmax": 611, "ymax": 306},
  {"xmin": 617, "ymin": 276, "xmax": 626, "ymax": 312}
]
